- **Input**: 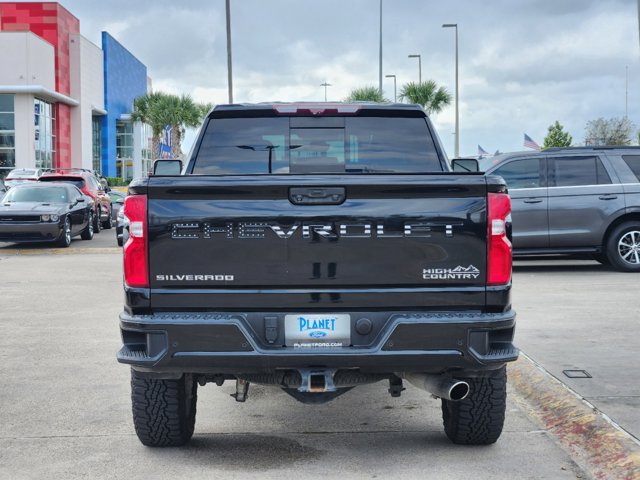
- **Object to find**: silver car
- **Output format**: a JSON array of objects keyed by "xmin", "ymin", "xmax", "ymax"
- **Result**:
[
  {"xmin": 5, "ymin": 168, "xmax": 43, "ymax": 189},
  {"xmin": 479, "ymin": 147, "xmax": 640, "ymax": 272}
]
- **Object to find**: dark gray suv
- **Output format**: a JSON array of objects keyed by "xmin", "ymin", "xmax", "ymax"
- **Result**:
[{"xmin": 479, "ymin": 147, "xmax": 640, "ymax": 272}]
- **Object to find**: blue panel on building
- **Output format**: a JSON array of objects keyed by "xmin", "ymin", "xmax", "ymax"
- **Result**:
[{"xmin": 101, "ymin": 32, "xmax": 147, "ymax": 177}]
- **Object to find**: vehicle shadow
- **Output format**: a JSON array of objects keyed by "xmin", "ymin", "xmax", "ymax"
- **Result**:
[
  {"xmin": 141, "ymin": 431, "xmax": 451, "ymax": 471},
  {"xmin": 513, "ymin": 262, "xmax": 615, "ymax": 274},
  {"xmin": 0, "ymin": 241, "xmax": 56, "ymax": 250}
]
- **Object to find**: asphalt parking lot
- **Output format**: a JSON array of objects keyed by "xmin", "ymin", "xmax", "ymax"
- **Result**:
[
  {"xmin": 0, "ymin": 244, "xmax": 638, "ymax": 479},
  {"xmin": 513, "ymin": 258, "xmax": 640, "ymax": 441}
]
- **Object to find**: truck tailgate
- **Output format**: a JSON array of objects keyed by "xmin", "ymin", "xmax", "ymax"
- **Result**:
[{"xmin": 146, "ymin": 175, "xmax": 489, "ymax": 310}]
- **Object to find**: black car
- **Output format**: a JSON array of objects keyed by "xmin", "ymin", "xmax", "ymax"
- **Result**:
[
  {"xmin": 478, "ymin": 147, "xmax": 640, "ymax": 272},
  {"xmin": 0, "ymin": 182, "xmax": 95, "ymax": 247}
]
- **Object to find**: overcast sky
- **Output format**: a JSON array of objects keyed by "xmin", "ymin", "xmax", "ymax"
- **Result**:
[{"xmin": 44, "ymin": 0, "xmax": 640, "ymax": 156}]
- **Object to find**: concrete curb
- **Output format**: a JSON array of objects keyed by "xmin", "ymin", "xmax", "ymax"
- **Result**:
[{"xmin": 509, "ymin": 353, "xmax": 640, "ymax": 480}]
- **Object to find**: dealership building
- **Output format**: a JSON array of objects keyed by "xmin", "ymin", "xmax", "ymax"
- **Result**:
[{"xmin": 0, "ymin": 2, "xmax": 153, "ymax": 180}]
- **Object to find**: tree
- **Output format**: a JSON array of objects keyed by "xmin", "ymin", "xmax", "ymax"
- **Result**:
[
  {"xmin": 345, "ymin": 86, "xmax": 388, "ymax": 103},
  {"xmin": 543, "ymin": 121, "xmax": 573, "ymax": 149},
  {"xmin": 131, "ymin": 92, "xmax": 211, "ymax": 159},
  {"xmin": 398, "ymin": 80, "xmax": 451, "ymax": 115},
  {"xmin": 584, "ymin": 117, "xmax": 635, "ymax": 146}
]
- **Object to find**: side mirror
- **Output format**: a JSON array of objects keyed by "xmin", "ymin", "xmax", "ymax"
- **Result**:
[
  {"xmin": 153, "ymin": 159, "xmax": 183, "ymax": 176},
  {"xmin": 451, "ymin": 158, "xmax": 480, "ymax": 172}
]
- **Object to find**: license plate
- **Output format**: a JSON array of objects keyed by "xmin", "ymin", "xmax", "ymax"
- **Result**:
[{"xmin": 284, "ymin": 314, "xmax": 351, "ymax": 348}]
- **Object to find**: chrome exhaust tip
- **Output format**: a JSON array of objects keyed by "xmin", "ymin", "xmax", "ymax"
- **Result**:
[
  {"xmin": 447, "ymin": 380, "xmax": 470, "ymax": 401},
  {"xmin": 403, "ymin": 373, "xmax": 470, "ymax": 401}
]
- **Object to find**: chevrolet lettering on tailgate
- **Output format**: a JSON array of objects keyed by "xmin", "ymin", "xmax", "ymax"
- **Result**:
[{"xmin": 171, "ymin": 221, "xmax": 461, "ymax": 240}]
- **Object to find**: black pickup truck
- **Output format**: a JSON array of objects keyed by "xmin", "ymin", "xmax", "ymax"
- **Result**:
[{"xmin": 117, "ymin": 103, "xmax": 518, "ymax": 447}]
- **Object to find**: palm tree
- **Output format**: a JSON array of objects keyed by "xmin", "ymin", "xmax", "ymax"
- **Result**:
[
  {"xmin": 131, "ymin": 92, "xmax": 211, "ymax": 159},
  {"xmin": 345, "ymin": 86, "xmax": 389, "ymax": 103},
  {"xmin": 130, "ymin": 92, "xmax": 164, "ymax": 160},
  {"xmin": 398, "ymin": 80, "xmax": 451, "ymax": 115}
]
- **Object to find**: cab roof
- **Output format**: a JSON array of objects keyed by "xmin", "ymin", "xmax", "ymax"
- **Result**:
[{"xmin": 210, "ymin": 102, "xmax": 427, "ymax": 118}]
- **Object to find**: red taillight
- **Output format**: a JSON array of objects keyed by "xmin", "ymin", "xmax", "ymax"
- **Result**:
[
  {"xmin": 123, "ymin": 194, "xmax": 148, "ymax": 288},
  {"xmin": 487, "ymin": 192, "xmax": 512, "ymax": 286}
]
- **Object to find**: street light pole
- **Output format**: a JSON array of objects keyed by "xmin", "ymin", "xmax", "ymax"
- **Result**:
[
  {"xmin": 626, "ymin": 65, "xmax": 629, "ymax": 118},
  {"xmin": 443, "ymin": 23, "xmax": 459, "ymax": 158},
  {"xmin": 225, "ymin": 0, "xmax": 233, "ymax": 104},
  {"xmin": 385, "ymin": 74, "xmax": 396, "ymax": 102},
  {"xmin": 408, "ymin": 54, "xmax": 421, "ymax": 83},
  {"xmin": 320, "ymin": 82, "xmax": 331, "ymax": 102},
  {"xmin": 379, "ymin": 0, "xmax": 383, "ymax": 95}
]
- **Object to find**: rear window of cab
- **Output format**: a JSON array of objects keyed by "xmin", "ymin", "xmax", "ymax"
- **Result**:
[{"xmin": 192, "ymin": 116, "xmax": 443, "ymax": 174}]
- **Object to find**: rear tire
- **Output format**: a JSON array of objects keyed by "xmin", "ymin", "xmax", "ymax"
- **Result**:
[
  {"xmin": 131, "ymin": 370, "xmax": 197, "ymax": 447},
  {"xmin": 93, "ymin": 208, "xmax": 102, "ymax": 233},
  {"xmin": 606, "ymin": 222, "xmax": 640, "ymax": 272},
  {"xmin": 441, "ymin": 366, "xmax": 507, "ymax": 445},
  {"xmin": 81, "ymin": 212, "xmax": 94, "ymax": 240}
]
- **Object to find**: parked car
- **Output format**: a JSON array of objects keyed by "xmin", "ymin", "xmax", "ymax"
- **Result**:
[
  {"xmin": 108, "ymin": 190, "xmax": 126, "ymax": 223},
  {"xmin": 479, "ymin": 147, "xmax": 640, "ymax": 272},
  {"xmin": 0, "ymin": 182, "xmax": 94, "ymax": 247},
  {"xmin": 115, "ymin": 205, "xmax": 128, "ymax": 246},
  {"xmin": 110, "ymin": 190, "xmax": 128, "ymax": 246},
  {"xmin": 5, "ymin": 168, "xmax": 43, "ymax": 189},
  {"xmin": 39, "ymin": 169, "xmax": 112, "ymax": 232}
]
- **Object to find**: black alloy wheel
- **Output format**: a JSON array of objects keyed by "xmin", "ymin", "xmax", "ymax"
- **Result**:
[{"xmin": 58, "ymin": 217, "xmax": 72, "ymax": 248}]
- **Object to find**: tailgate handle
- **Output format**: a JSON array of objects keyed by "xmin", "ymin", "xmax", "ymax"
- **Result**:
[{"xmin": 289, "ymin": 187, "xmax": 346, "ymax": 205}]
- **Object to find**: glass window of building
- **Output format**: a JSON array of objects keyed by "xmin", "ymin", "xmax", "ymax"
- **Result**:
[
  {"xmin": 34, "ymin": 98, "xmax": 56, "ymax": 170},
  {"xmin": 116, "ymin": 121, "xmax": 134, "ymax": 179},
  {"xmin": 0, "ymin": 94, "xmax": 16, "ymax": 179},
  {"xmin": 92, "ymin": 117, "xmax": 102, "ymax": 174}
]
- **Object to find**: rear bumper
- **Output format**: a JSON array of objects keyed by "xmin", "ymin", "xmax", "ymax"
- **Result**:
[{"xmin": 118, "ymin": 310, "xmax": 518, "ymax": 377}]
